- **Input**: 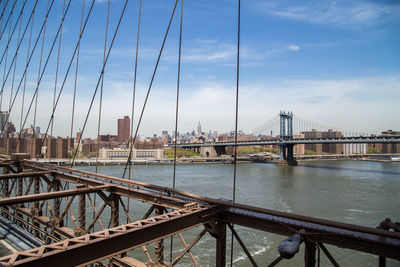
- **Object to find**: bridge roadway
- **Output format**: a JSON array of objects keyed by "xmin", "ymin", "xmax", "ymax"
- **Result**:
[
  {"xmin": 171, "ymin": 135, "xmax": 400, "ymax": 148},
  {"xmin": 0, "ymin": 155, "xmax": 398, "ymax": 266}
]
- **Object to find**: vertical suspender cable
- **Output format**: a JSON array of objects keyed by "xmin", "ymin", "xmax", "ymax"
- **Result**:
[
  {"xmin": 8, "ymin": 0, "xmax": 23, "ymax": 131},
  {"xmin": 38, "ymin": 0, "xmax": 94, "ymax": 163},
  {"xmin": 94, "ymin": 0, "xmax": 110, "ymax": 227},
  {"xmin": 0, "ymin": 0, "xmax": 44, "ymax": 133},
  {"xmin": 128, "ymin": 0, "xmax": 142, "ymax": 181},
  {"xmin": 126, "ymin": 0, "xmax": 141, "ymax": 224},
  {"xmin": 70, "ymin": 0, "xmax": 129, "ymax": 167},
  {"xmin": 50, "ymin": 0, "xmax": 66, "ymax": 161},
  {"xmin": 170, "ymin": 0, "xmax": 183, "ymax": 263},
  {"xmin": 32, "ymin": 0, "xmax": 50, "ymax": 152},
  {"xmin": 230, "ymin": 0, "xmax": 240, "ymax": 266},
  {"xmin": 69, "ymin": 0, "xmax": 86, "ymax": 165},
  {"xmin": 122, "ymin": 0, "xmax": 179, "ymax": 179},
  {"xmin": 95, "ymin": 0, "xmax": 110, "ymax": 174},
  {"xmin": 20, "ymin": 0, "xmax": 35, "ymax": 131}
]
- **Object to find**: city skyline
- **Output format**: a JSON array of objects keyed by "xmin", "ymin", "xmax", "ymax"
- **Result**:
[{"xmin": 0, "ymin": 1, "xmax": 399, "ymax": 138}]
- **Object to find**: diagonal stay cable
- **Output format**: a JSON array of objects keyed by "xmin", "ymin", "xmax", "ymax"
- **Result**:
[
  {"xmin": 15, "ymin": 0, "xmax": 71, "ymax": 139},
  {"xmin": 0, "ymin": 0, "xmax": 14, "ymax": 113},
  {"xmin": 50, "ymin": 0, "xmax": 66, "ymax": 159},
  {"xmin": 0, "ymin": 0, "xmax": 11, "ymax": 36},
  {"xmin": 0, "ymin": 0, "xmax": 46, "ymax": 132},
  {"xmin": 0, "ymin": 0, "xmax": 15, "ymax": 40},
  {"xmin": 69, "ymin": 0, "xmax": 86, "ymax": 164},
  {"xmin": 0, "ymin": 0, "xmax": 37, "ymax": 98},
  {"xmin": 127, "ymin": 0, "xmax": 142, "ymax": 181},
  {"xmin": 37, "ymin": 0, "xmax": 96, "ymax": 161},
  {"xmin": 0, "ymin": 0, "xmax": 27, "ymax": 68},
  {"xmin": 122, "ymin": 0, "xmax": 179, "ymax": 179},
  {"xmin": 7, "ymin": 0, "xmax": 23, "ymax": 132},
  {"xmin": 20, "ymin": 0, "xmax": 36, "ymax": 133},
  {"xmin": 95, "ymin": 0, "xmax": 110, "ymax": 174},
  {"xmin": 126, "ymin": 0, "xmax": 141, "ymax": 224},
  {"xmin": 70, "ymin": 0, "xmax": 129, "ymax": 167}
]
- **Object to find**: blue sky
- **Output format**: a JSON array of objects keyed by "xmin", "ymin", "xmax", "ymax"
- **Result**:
[{"xmin": 1, "ymin": 0, "xmax": 399, "ymax": 137}]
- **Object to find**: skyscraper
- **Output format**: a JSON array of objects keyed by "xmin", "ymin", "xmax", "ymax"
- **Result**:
[
  {"xmin": 197, "ymin": 121, "xmax": 201, "ymax": 136},
  {"xmin": 118, "ymin": 116, "xmax": 130, "ymax": 143}
]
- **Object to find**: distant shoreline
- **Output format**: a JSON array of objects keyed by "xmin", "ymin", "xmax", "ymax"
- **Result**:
[{"xmin": 34, "ymin": 154, "xmax": 400, "ymax": 166}]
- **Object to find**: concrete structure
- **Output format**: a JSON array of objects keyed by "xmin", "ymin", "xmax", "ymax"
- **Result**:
[{"xmin": 118, "ymin": 116, "xmax": 130, "ymax": 143}]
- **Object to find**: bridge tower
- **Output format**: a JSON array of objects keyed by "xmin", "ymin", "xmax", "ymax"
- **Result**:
[{"xmin": 279, "ymin": 111, "xmax": 297, "ymax": 165}]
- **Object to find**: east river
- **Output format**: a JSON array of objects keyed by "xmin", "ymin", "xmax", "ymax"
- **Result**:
[{"xmin": 79, "ymin": 160, "xmax": 400, "ymax": 266}]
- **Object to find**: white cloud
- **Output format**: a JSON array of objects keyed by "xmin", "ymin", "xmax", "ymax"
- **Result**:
[
  {"xmin": 8, "ymin": 72, "xmax": 400, "ymax": 138},
  {"xmin": 288, "ymin": 45, "xmax": 300, "ymax": 51},
  {"xmin": 259, "ymin": 1, "xmax": 400, "ymax": 27}
]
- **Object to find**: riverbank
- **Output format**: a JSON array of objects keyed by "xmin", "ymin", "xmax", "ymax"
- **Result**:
[{"xmin": 35, "ymin": 153, "xmax": 399, "ymax": 166}]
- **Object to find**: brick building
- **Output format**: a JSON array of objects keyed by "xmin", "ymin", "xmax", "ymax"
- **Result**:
[{"xmin": 117, "ymin": 116, "xmax": 130, "ymax": 143}]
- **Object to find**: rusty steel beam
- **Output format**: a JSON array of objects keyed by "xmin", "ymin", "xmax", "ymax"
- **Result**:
[
  {"xmin": 0, "ymin": 171, "xmax": 53, "ymax": 180},
  {"xmin": 221, "ymin": 207, "xmax": 400, "ymax": 260},
  {"xmin": 0, "ymin": 185, "xmax": 109, "ymax": 206},
  {"xmin": 0, "ymin": 205, "xmax": 214, "ymax": 266}
]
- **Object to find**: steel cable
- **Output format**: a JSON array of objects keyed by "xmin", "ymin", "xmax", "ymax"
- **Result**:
[
  {"xmin": 169, "ymin": 0, "xmax": 184, "ymax": 263},
  {"xmin": 122, "ymin": 0, "xmax": 179, "ymax": 179},
  {"xmin": 70, "ymin": 0, "xmax": 129, "ymax": 167},
  {"xmin": 69, "ymin": 0, "xmax": 86, "ymax": 165},
  {"xmin": 0, "ymin": 0, "xmax": 15, "ymax": 40},
  {"xmin": 126, "ymin": 0, "xmax": 142, "ymax": 224},
  {"xmin": 230, "ymin": 0, "xmax": 240, "ymax": 266},
  {"xmin": 50, "ymin": 0, "xmax": 66, "ymax": 162}
]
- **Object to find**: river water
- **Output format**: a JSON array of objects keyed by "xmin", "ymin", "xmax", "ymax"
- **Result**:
[{"xmin": 80, "ymin": 160, "xmax": 400, "ymax": 266}]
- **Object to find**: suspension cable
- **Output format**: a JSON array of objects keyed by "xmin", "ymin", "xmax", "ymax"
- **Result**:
[
  {"xmin": 126, "ymin": 0, "xmax": 142, "ymax": 225},
  {"xmin": 14, "ymin": 0, "xmax": 68, "ymax": 139},
  {"xmin": 70, "ymin": 0, "xmax": 129, "ymax": 167},
  {"xmin": 170, "ymin": 0, "xmax": 183, "ymax": 263},
  {"xmin": 0, "ymin": 0, "xmax": 14, "ymax": 114},
  {"xmin": 7, "ymin": 0, "xmax": 23, "ymax": 134},
  {"xmin": 50, "ymin": 0, "xmax": 66, "ymax": 161},
  {"xmin": 0, "ymin": 0, "xmax": 26, "ymax": 68},
  {"xmin": 95, "ymin": 0, "xmax": 110, "ymax": 174},
  {"xmin": 122, "ymin": 0, "xmax": 179, "ymax": 179},
  {"xmin": 20, "ymin": 0, "xmax": 36, "ymax": 132},
  {"xmin": 0, "ymin": 0, "xmax": 46, "ymax": 132},
  {"xmin": 37, "ymin": 0, "xmax": 95, "ymax": 162},
  {"xmin": 0, "ymin": 0, "xmax": 15, "ymax": 40},
  {"xmin": 230, "ymin": 0, "xmax": 241, "ymax": 266},
  {"xmin": 69, "ymin": 0, "xmax": 86, "ymax": 164},
  {"xmin": 127, "ymin": 0, "xmax": 142, "ymax": 181},
  {"xmin": 0, "ymin": 0, "xmax": 39, "ymax": 106},
  {"xmin": 0, "ymin": 0, "xmax": 11, "ymax": 39},
  {"xmin": 32, "ymin": 0, "xmax": 50, "ymax": 153}
]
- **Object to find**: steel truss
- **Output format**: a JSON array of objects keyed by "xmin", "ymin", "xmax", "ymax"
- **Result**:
[{"xmin": 0, "ymin": 155, "xmax": 398, "ymax": 266}]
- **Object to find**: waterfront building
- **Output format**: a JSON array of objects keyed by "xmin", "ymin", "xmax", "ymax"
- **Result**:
[
  {"xmin": 99, "ymin": 147, "xmax": 163, "ymax": 160},
  {"xmin": 322, "ymin": 130, "xmax": 344, "ymax": 154},
  {"xmin": 302, "ymin": 129, "xmax": 323, "ymax": 154},
  {"xmin": 293, "ymin": 134, "xmax": 305, "ymax": 155},
  {"xmin": 382, "ymin": 130, "xmax": 400, "ymax": 153}
]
